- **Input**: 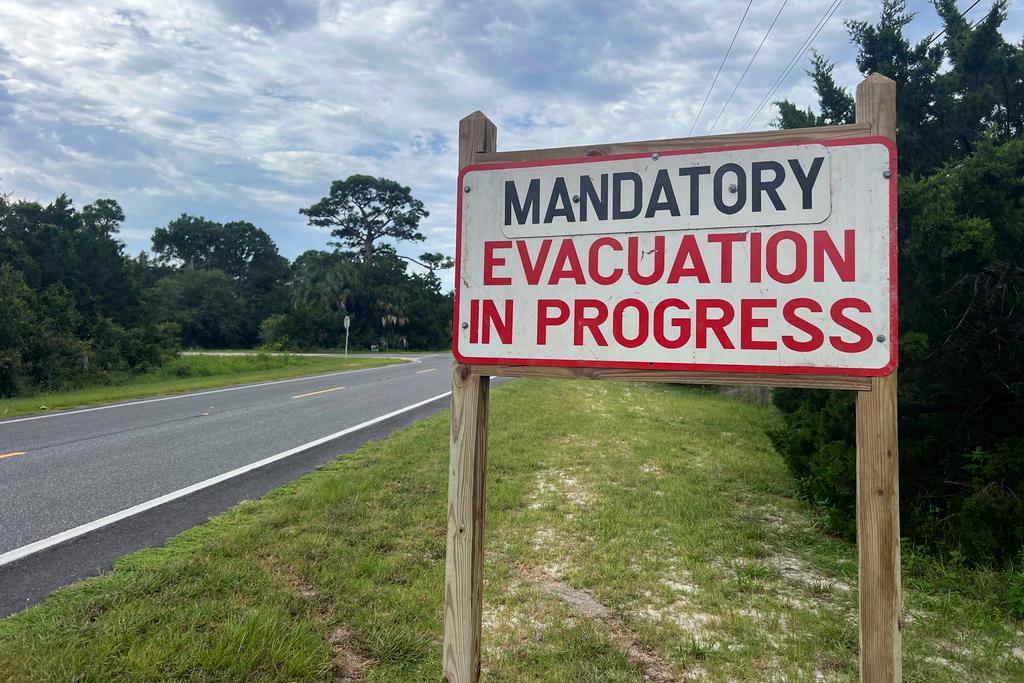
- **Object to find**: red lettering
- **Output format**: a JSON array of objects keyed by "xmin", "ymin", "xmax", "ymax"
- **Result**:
[
  {"xmin": 707, "ymin": 232, "xmax": 746, "ymax": 283},
  {"xmin": 627, "ymin": 235, "xmax": 665, "ymax": 285},
  {"xmin": 469, "ymin": 299, "xmax": 479, "ymax": 344},
  {"xmin": 750, "ymin": 232, "xmax": 762, "ymax": 283},
  {"xmin": 588, "ymin": 237, "xmax": 623, "ymax": 285},
  {"xmin": 782, "ymin": 298, "xmax": 824, "ymax": 352},
  {"xmin": 516, "ymin": 239, "xmax": 552, "ymax": 285},
  {"xmin": 696, "ymin": 299, "xmax": 735, "ymax": 349},
  {"xmin": 741, "ymin": 299, "xmax": 777, "ymax": 350},
  {"xmin": 653, "ymin": 299, "xmax": 690, "ymax": 349},
  {"xmin": 548, "ymin": 240, "xmax": 586, "ymax": 285},
  {"xmin": 573, "ymin": 299, "xmax": 608, "ymax": 346},
  {"xmin": 829, "ymin": 298, "xmax": 872, "ymax": 353},
  {"xmin": 666, "ymin": 234, "xmax": 710, "ymax": 284},
  {"xmin": 766, "ymin": 230, "xmax": 807, "ymax": 284},
  {"xmin": 483, "ymin": 240, "xmax": 512, "ymax": 285},
  {"xmin": 813, "ymin": 229, "xmax": 855, "ymax": 282},
  {"xmin": 481, "ymin": 299, "xmax": 513, "ymax": 344},
  {"xmin": 612, "ymin": 298, "xmax": 649, "ymax": 348},
  {"xmin": 537, "ymin": 299, "xmax": 570, "ymax": 344}
]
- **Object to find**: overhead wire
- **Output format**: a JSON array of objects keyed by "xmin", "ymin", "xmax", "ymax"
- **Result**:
[
  {"xmin": 687, "ymin": 0, "xmax": 755, "ymax": 137},
  {"xmin": 740, "ymin": 0, "xmax": 844, "ymax": 132},
  {"xmin": 707, "ymin": 0, "xmax": 789, "ymax": 134},
  {"xmin": 923, "ymin": 0, "xmax": 983, "ymax": 48}
]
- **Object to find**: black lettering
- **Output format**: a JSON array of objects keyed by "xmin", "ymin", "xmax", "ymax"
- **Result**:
[
  {"xmin": 678, "ymin": 165, "xmax": 710, "ymax": 215},
  {"xmin": 644, "ymin": 169, "xmax": 681, "ymax": 218},
  {"xmin": 788, "ymin": 156, "xmax": 824, "ymax": 210},
  {"xmin": 612, "ymin": 172, "xmax": 642, "ymax": 220},
  {"xmin": 751, "ymin": 160, "xmax": 786, "ymax": 212},
  {"xmin": 504, "ymin": 179, "xmax": 540, "ymax": 225},
  {"xmin": 544, "ymin": 177, "xmax": 575, "ymax": 223},
  {"xmin": 579, "ymin": 174, "xmax": 608, "ymax": 221},
  {"xmin": 713, "ymin": 163, "xmax": 745, "ymax": 215}
]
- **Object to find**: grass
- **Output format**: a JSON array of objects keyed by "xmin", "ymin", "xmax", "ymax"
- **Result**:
[
  {"xmin": 0, "ymin": 353, "xmax": 402, "ymax": 419},
  {"xmin": 1, "ymin": 380, "xmax": 1021, "ymax": 681}
]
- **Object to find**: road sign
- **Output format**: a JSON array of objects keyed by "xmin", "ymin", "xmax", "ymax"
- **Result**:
[
  {"xmin": 344, "ymin": 316, "xmax": 350, "ymax": 356},
  {"xmin": 344, "ymin": 315, "xmax": 350, "ymax": 330},
  {"xmin": 454, "ymin": 137, "xmax": 896, "ymax": 376},
  {"xmin": 444, "ymin": 75, "xmax": 903, "ymax": 683}
]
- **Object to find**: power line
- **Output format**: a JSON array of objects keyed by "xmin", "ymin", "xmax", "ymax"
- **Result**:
[
  {"xmin": 707, "ymin": 0, "xmax": 789, "ymax": 134},
  {"xmin": 740, "ymin": 0, "xmax": 844, "ymax": 132},
  {"xmin": 924, "ymin": 0, "xmax": 984, "ymax": 48},
  {"xmin": 688, "ymin": 0, "xmax": 755, "ymax": 137},
  {"xmin": 740, "ymin": 0, "xmax": 842, "ymax": 132}
]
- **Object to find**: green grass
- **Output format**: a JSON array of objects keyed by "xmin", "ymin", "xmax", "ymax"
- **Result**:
[
  {"xmin": 0, "ymin": 353, "xmax": 402, "ymax": 419},
  {"xmin": 1, "ymin": 380, "xmax": 1021, "ymax": 681}
]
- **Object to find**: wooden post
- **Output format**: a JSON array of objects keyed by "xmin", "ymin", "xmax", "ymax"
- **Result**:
[
  {"xmin": 442, "ymin": 112, "xmax": 496, "ymax": 683},
  {"xmin": 855, "ymin": 74, "xmax": 901, "ymax": 683}
]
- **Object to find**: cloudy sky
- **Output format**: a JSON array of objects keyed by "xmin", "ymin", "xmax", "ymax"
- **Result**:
[{"xmin": 1, "ymin": 0, "xmax": 1020, "ymax": 288}]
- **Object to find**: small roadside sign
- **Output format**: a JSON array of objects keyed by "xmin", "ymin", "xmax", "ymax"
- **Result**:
[{"xmin": 454, "ymin": 137, "xmax": 896, "ymax": 376}]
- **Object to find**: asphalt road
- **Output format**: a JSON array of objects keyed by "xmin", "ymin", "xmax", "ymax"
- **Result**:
[{"xmin": 0, "ymin": 353, "xmax": 459, "ymax": 616}]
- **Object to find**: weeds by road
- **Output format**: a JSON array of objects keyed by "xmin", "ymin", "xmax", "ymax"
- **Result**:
[{"xmin": 1, "ymin": 379, "xmax": 1021, "ymax": 680}]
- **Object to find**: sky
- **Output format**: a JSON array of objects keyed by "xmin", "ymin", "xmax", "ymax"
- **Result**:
[{"xmin": 0, "ymin": 0, "xmax": 1021, "ymax": 289}]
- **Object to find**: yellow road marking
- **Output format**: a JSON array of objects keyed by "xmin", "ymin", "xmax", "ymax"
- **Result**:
[
  {"xmin": 416, "ymin": 368, "xmax": 436, "ymax": 374},
  {"xmin": 292, "ymin": 386, "xmax": 345, "ymax": 399},
  {"xmin": 0, "ymin": 451, "xmax": 26, "ymax": 460}
]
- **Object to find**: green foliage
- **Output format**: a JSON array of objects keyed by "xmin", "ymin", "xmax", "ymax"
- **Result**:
[
  {"xmin": 150, "ymin": 215, "xmax": 289, "ymax": 344},
  {"xmin": 2, "ymin": 176, "xmax": 451, "ymax": 396},
  {"xmin": 1008, "ymin": 558, "xmax": 1024, "ymax": 618},
  {"xmin": 773, "ymin": 51, "xmax": 854, "ymax": 129},
  {"xmin": 261, "ymin": 250, "xmax": 452, "ymax": 351},
  {"xmin": 149, "ymin": 269, "xmax": 250, "ymax": 349},
  {"xmin": 0, "ymin": 195, "xmax": 177, "ymax": 396},
  {"xmin": 299, "ymin": 174, "xmax": 428, "ymax": 262},
  {"xmin": 770, "ymin": 1, "xmax": 1024, "ymax": 562}
]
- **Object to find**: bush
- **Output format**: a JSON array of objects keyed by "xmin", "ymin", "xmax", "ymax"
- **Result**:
[
  {"xmin": 0, "ymin": 195, "xmax": 179, "ymax": 396},
  {"xmin": 771, "ymin": 2, "xmax": 1024, "ymax": 563},
  {"xmin": 772, "ymin": 140, "xmax": 1024, "ymax": 562}
]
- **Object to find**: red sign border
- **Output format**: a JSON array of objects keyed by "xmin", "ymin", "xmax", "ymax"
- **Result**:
[{"xmin": 452, "ymin": 136, "xmax": 898, "ymax": 377}]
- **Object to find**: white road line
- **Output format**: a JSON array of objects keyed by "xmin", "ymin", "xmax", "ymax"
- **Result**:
[
  {"xmin": 0, "ymin": 359, "xmax": 428, "ymax": 426},
  {"xmin": 0, "ymin": 390, "xmax": 452, "ymax": 567},
  {"xmin": 416, "ymin": 368, "xmax": 437, "ymax": 374}
]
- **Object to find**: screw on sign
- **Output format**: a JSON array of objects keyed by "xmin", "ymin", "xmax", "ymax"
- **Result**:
[{"xmin": 443, "ymin": 74, "xmax": 901, "ymax": 683}]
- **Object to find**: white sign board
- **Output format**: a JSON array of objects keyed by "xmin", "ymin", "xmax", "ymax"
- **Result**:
[{"xmin": 454, "ymin": 138, "xmax": 897, "ymax": 376}]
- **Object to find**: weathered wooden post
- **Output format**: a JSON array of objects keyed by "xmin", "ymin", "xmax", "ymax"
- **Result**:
[
  {"xmin": 442, "ymin": 111, "xmax": 496, "ymax": 683},
  {"xmin": 854, "ymin": 73, "xmax": 901, "ymax": 683}
]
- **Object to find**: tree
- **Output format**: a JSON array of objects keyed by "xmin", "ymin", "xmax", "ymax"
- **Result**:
[
  {"xmin": 299, "ymin": 175, "xmax": 428, "ymax": 262},
  {"xmin": 151, "ymin": 215, "xmax": 222, "ymax": 269},
  {"xmin": 769, "ymin": 0, "xmax": 1024, "ymax": 562},
  {"xmin": 82, "ymin": 198, "xmax": 125, "ymax": 235},
  {"xmin": 773, "ymin": 51, "xmax": 854, "ymax": 129},
  {"xmin": 150, "ymin": 215, "xmax": 289, "ymax": 345},
  {"xmin": 416, "ymin": 251, "xmax": 455, "ymax": 271},
  {"xmin": 0, "ymin": 194, "xmax": 176, "ymax": 395},
  {"xmin": 262, "ymin": 249, "xmax": 453, "ymax": 351},
  {"xmin": 149, "ymin": 269, "xmax": 249, "ymax": 349}
]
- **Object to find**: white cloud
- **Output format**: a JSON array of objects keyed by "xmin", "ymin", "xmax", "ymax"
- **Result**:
[{"xmin": 0, "ymin": 0, "xmax": 1019, "ymax": 289}]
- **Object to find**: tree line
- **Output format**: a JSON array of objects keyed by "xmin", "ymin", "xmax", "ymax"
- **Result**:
[
  {"xmin": 0, "ymin": 175, "xmax": 453, "ymax": 396},
  {"xmin": 771, "ymin": 0, "xmax": 1023, "ymax": 563}
]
